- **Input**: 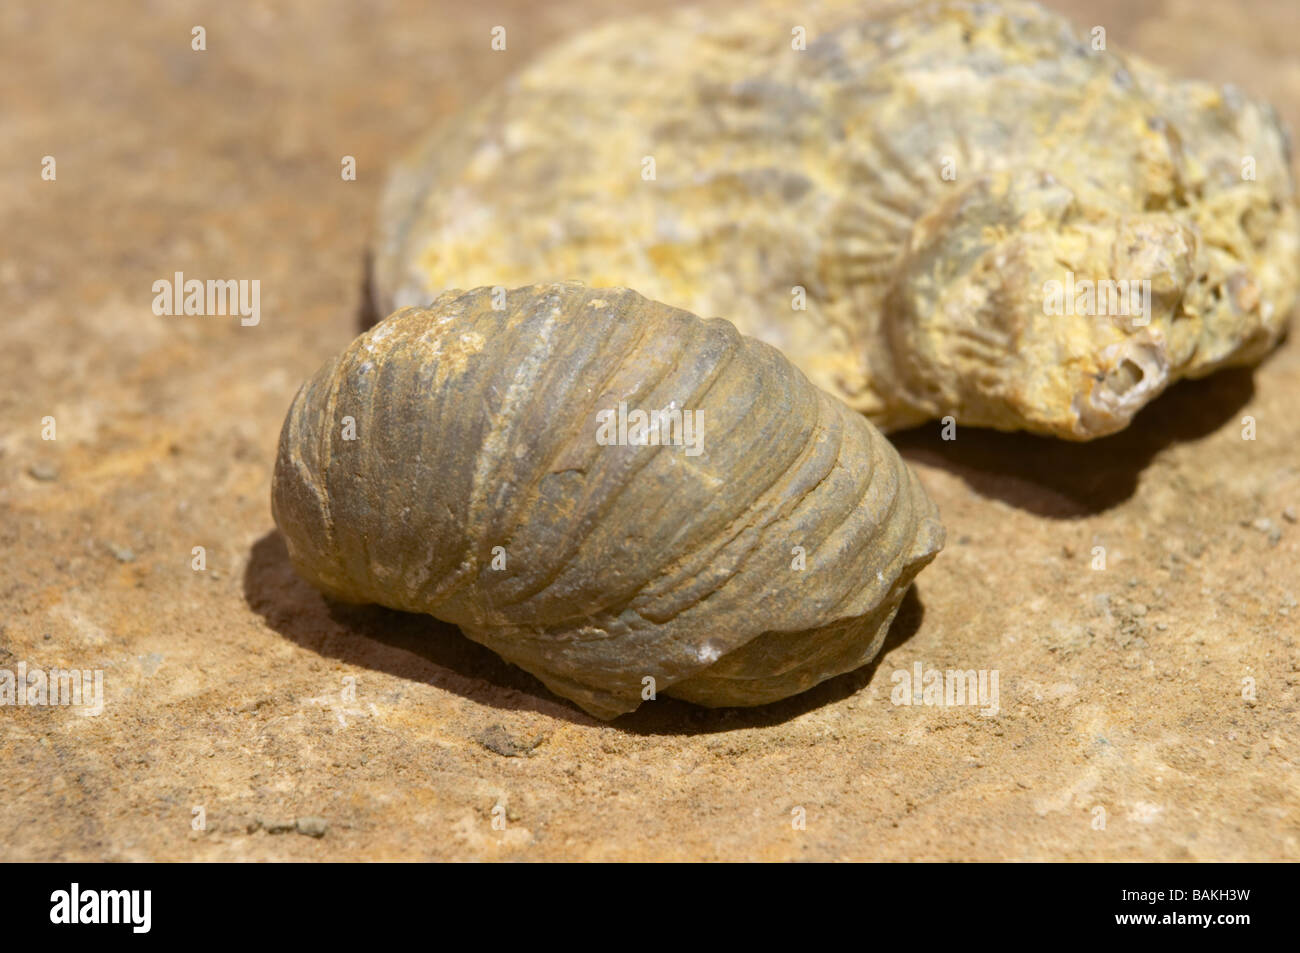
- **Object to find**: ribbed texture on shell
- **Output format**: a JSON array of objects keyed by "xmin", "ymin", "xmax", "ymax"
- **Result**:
[
  {"xmin": 371, "ymin": 0, "xmax": 1298, "ymax": 440},
  {"xmin": 273, "ymin": 283, "xmax": 943, "ymax": 718}
]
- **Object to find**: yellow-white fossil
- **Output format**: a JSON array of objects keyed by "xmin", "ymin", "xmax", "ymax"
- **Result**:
[{"xmin": 373, "ymin": 0, "xmax": 1298, "ymax": 439}]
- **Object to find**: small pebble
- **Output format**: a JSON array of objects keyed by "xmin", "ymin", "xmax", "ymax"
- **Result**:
[
  {"xmin": 476, "ymin": 723, "xmax": 544, "ymax": 758},
  {"xmin": 108, "ymin": 544, "xmax": 136, "ymax": 563},
  {"xmin": 27, "ymin": 462, "xmax": 58, "ymax": 481},
  {"xmin": 1249, "ymin": 518, "xmax": 1282, "ymax": 546},
  {"xmin": 296, "ymin": 816, "xmax": 328, "ymax": 838},
  {"xmin": 1284, "ymin": 506, "xmax": 1297, "ymax": 524}
]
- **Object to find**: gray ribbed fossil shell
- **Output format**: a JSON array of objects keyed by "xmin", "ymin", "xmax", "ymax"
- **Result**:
[
  {"xmin": 372, "ymin": 0, "xmax": 1298, "ymax": 440},
  {"xmin": 272, "ymin": 283, "xmax": 944, "ymax": 718}
]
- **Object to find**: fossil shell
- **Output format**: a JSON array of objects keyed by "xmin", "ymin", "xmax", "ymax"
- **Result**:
[
  {"xmin": 272, "ymin": 283, "xmax": 944, "ymax": 719},
  {"xmin": 372, "ymin": 0, "xmax": 1299, "ymax": 440}
]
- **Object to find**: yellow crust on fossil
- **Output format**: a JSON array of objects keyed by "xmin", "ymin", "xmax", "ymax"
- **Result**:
[{"xmin": 373, "ymin": 0, "xmax": 1299, "ymax": 439}]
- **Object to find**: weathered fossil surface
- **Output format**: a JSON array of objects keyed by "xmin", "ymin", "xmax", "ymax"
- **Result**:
[
  {"xmin": 372, "ymin": 0, "xmax": 1299, "ymax": 440},
  {"xmin": 272, "ymin": 283, "xmax": 944, "ymax": 719}
]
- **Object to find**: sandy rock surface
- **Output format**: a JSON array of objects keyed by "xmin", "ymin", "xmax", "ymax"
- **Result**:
[{"xmin": 2, "ymin": 0, "xmax": 1297, "ymax": 860}]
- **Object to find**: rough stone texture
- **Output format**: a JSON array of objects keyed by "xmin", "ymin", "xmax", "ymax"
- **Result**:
[
  {"xmin": 2, "ymin": 0, "xmax": 1298, "ymax": 860},
  {"xmin": 273, "ymin": 283, "xmax": 943, "ymax": 718},
  {"xmin": 374, "ymin": 0, "xmax": 1300, "ymax": 440}
]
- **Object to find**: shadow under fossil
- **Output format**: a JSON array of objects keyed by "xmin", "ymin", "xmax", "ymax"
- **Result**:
[
  {"xmin": 892, "ymin": 365, "xmax": 1258, "ymax": 518},
  {"xmin": 244, "ymin": 530, "xmax": 925, "ymax": 735},
  {"xmin": 356, "ymin": 251, "xmax": 380, "ymax": 333}
]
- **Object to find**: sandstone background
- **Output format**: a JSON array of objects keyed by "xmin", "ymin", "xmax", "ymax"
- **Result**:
[{"xmin": 1, "ymin": 0, "xmax": 1296, "ymax": 860}]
